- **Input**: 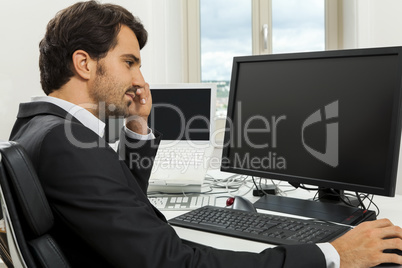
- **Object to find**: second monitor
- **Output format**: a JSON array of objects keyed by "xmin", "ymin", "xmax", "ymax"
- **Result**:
[{"xmin": 147, "ymin": 83, "xmax": 216, "ymax": 193}]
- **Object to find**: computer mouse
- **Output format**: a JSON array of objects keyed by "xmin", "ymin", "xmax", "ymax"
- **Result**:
[
  {"xmin": 379, "ymin": 249, "xmax": 402, "ymax": 266},
  {"xmin": 226, "ymin": 196, "xmax": 257, "ymax": 212}
]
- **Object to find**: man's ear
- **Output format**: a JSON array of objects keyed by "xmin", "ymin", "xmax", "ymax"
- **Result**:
[{"xmin": 72, "ymin": 50, "xmax": 95, "ymax": 80}]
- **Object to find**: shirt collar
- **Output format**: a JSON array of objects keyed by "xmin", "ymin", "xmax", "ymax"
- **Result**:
[{"xmin": 31, "ymin": 96, "xmax": 105, "ymax": 138}]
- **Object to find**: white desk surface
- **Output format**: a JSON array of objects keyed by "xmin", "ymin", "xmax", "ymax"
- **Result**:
[{"xmin": 161, "ymin": 178, "xmax": 402, "ymax": 254}]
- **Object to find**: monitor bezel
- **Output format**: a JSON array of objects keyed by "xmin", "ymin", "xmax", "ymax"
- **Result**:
[{"xmin": 221, "ymin": 46, "xmax": 402, "ymax": 197}]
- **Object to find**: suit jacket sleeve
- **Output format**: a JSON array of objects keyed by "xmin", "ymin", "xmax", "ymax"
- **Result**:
[
  {"xmin": 36, "ymin": 123, "xmax": 326, "ymax": 268},
  {"xmin": 118, "ymin": 128, "xmax": 162, "ymax": 194}
]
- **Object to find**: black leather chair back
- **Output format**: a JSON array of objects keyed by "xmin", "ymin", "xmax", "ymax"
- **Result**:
[{"xmin": 0, "ymin": 141, "xmax": 70, "ymax": 267}]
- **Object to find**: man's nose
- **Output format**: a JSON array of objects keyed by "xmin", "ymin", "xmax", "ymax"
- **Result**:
[{"xmin": 132, "ymin": 68, "xmax": 145, "ymax": 88}]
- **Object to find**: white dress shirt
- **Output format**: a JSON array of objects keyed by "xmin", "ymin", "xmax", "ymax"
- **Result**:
[{"xmin": 32, "ymin": 96, "xmax": 154, "ymax": 140}]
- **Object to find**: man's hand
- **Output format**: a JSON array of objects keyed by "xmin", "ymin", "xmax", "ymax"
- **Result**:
[
  {"xmin": 125, "ymin": 83, "xmax": 152, "ymax": 135},
  {"xmin": 330, "ymin": 218, "xmax": 402, "ymax": 268}
]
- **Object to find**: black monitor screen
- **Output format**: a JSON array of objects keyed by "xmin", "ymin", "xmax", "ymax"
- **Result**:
[
  {"xmin": 149, "ymin": 88, "xmax": 211, "ymax": 141},
  {"xmin": 221, "ymin": 47, "xmax": 402, "ymax": 196}
]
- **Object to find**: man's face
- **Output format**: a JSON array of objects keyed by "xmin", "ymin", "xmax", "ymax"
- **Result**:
[{"xmin": 89, "ymin": 25, "xmax": 145, "ymax": 118}]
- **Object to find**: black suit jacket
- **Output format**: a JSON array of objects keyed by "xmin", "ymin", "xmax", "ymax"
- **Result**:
[{"xmin": 10, "ymin": 101, "xmax": 326, "ymax": 268}]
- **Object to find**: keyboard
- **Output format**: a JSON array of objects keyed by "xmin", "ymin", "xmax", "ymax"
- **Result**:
[
  {"xmin": 154, "ymin": 146, "xmax": 205, "ymax": 166},
  {"xmin": 148, "ymin": 195, "xmax": 215, "ymax": 210},
  {"xmin": 169, "ymin": 206, "xmax": 351, "ymax": 245}
]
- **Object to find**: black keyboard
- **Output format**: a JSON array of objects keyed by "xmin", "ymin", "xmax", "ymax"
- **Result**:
[{"xmin": 169, "ymin": 206, "xmax": 351, "ymax": 245}]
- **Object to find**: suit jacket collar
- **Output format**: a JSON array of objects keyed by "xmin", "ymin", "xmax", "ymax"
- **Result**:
[
  {"xmin": 18, "ymin": 101, "xmax": 70, "ymax": 118},
  {"xmin": 17, "ymin": 101, "xmax": 81, "ymax": 125},
  {"xmin": 17, "ymin": 100, "xmax": 107, "ymax": 138}
]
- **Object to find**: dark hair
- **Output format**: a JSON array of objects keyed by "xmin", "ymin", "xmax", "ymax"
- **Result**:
[{"xmin": 39, "ymin": 1, "xmax": 148, "ymax": 95}]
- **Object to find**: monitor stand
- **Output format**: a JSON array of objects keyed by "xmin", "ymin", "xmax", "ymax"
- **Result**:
[
  {"xmin": 316, "ymin": 187, "xmax": 361, "ymax": 207},
  {"xmin": 253, "ymin": 192, "xmax": 376, "ymax": 226}
]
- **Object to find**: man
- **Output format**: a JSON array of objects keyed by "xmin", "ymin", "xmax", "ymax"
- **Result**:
[{"xmin": 9, "ymin": 1, "xmax": 402, "ymax": 267}]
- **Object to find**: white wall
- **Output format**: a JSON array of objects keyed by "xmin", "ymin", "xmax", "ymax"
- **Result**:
[
  {"xmin": 0, "ymin": 0, "xmax": 183, "ymax": 141},
  {"xmin": 342, "ymin": 0, "xmax": 402, "ymax": 49},
  {"xmin": 341, "ymin": 0, "xmax": 402, "ymax": 194}
]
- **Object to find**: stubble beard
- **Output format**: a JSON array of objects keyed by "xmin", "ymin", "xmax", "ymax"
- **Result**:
[{"xmin": 90, "ymin": 63, "xmax": 131, "ymax": 119}]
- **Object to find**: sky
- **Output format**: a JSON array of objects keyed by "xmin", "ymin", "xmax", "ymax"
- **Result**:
[{"xmin": 200, "ymin": 0, "xmax": 325, "ymax": 81}]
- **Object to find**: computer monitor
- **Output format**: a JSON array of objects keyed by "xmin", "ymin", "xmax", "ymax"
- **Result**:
[
  {"xmin": 148, "ymin": 83, "xmax": 216, "ymax": 144},
  {"xmin": 221, "ymin": 47, "xmax": 402, "ymax": 224},
  {"xmin": 147, "ymin": 83, "xmax": 217, "ymax": 193}
]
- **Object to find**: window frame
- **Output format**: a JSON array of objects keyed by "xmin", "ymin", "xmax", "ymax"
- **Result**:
[{"xmin": 183, "ymin": 0, "xmax": 341, "ymax": 83}]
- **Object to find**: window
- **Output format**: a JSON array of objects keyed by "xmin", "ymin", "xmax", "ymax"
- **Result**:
[
  {"xmin": 200, "ymin": 0, "xmax": 252, "ymax": 116},
  {"xmin": 271, "ymin": 0, "xmax": 325, "ymax": 53},
  {"xmin": 185, "ymin": 0, "xmax": 339, "ymax": 116}
]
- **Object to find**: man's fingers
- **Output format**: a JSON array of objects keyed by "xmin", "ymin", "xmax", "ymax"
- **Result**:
[
  {"xmin": 382, "ymin": 226, "xmax": 402, "ymax": 240},
  {"xmin": 357, "ymin": 220, "xmax": 402, "ymax": 241},
  {"xmin": 381, "ymin": 237, "xmax": 402, "ymax": 251},
  {"xmin": 369, "ymin": 227, "xmax": 402, "ymax": 266},
  {"xmin": 379, "ymin": 248, "xmax": 402, "ymax": 266},
  {"xmin": 358, "ymin": 218, "xmax": 394, "ymax": 230},
  {"xmin": 135, "ymin": 85, "xmax": 149, "ymax": 105},
  {"xmin": 375, "ymin": 218, "xmax": 395, "ymax": 228}
]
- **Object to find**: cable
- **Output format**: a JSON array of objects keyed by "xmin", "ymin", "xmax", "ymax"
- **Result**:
[
  {"xmin": 205, "ymin": 173, "xmax": 254, "ymax": 197},
  {"xmin": 299, "ymin": 184, "xmax": 320, "ymax": 191},
  {"xmin": 355, "ymin": 191, "xmax": 366, "ymax": 210},
  {"xmin": 310, "ymin": 188, "xmax": 381, "ymax": 217},
  {"xmin": 360, "ymin": 193, "xmax": 380, "ymax": 216},
  {"xmin": 252, "ymin": 176, "xmax": 259, "ymax": 192},
  {"xmin": 250, "ymin": 176, "xmax": 277, "ymax": 196}
]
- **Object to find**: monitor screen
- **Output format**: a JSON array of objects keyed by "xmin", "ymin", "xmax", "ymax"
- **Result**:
[
  {"xmin": 149, "ymin": 84, "xmax": 215, "ymax": 141},
  {"xmin": 221, "ymin": 47, "xmax": 402, "ymax": 197}
]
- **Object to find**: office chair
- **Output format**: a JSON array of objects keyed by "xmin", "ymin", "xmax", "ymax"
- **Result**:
[
  {"xmin": 0, "ymin": 219, "xmax": 12, "ymax": 267},
  {"xmin": 0, "ymin": 141, "xmax": 70, "ymax": 267}
]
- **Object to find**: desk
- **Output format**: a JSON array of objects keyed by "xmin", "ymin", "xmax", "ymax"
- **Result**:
[{"xmin": 162, "ymin": 190, "xmax": 402, "ymax": 254}]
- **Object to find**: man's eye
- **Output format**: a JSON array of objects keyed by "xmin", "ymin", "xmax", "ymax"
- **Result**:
[{"xmin": 126, "ymin": 61, "xmax": 133, "ymax": 67}]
